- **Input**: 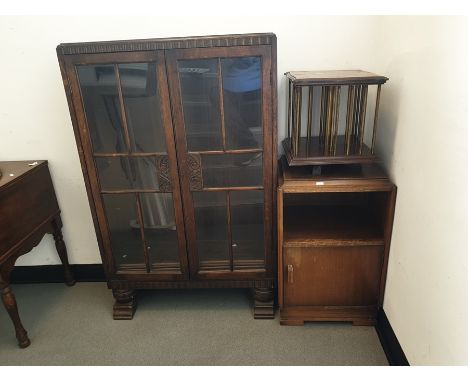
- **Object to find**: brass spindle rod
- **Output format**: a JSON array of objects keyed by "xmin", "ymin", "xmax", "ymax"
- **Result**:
[
  {"xmin": 290, "ymin": 85, "xmax": 296, "ymax": 151},
  {"xmin": 320, "ymin": 86, "xmax": 327, "ymax": 146},
  {"xmin": 295, "ymin": 86, "xmax": 302, "ymax": 154},
  {"xmin": 371, "ymin": 84, "xmax": 382, "ymax": 154},
  {"xmin": 330, "ymin": 86, "xmax": 339, "ymax": 155},
  {"xmin": 359, "ymin": 85, "xmax": 368, "ymax": 154},
  {"xmin": 351, "ymin": 85, "xmax": 358, "ymax": 145},
  {"xmin": 352, "ymin": 85, "xmax": 357, "ymax": 143},
  {"xmin": 329, "ymin": 86, "xmax": 334, "ymax": 155},
  {"xmin": 292, "ymin": 86, "xmax": 301, "ymax": 155},
  {"xmin": 326, "ymin": 86, "xmax": 334, "ymax": 154},
  {"xmin": 333, "ymin": 86, "xmax": 341, "ymax": 155},
  {"xmin": 353, "ymin": 85, "xmax": 362, "ymax": 147},
  {"xmin": 287, "ymin": 80, "xmax": 292, "ymax": 140},
  {"xmin": 345, "ymin": 85, "xmax": 355, "ymax": 155},
  {"xmin": 307, "ymin": 86, "xmax": 313, "ymax": 142}
]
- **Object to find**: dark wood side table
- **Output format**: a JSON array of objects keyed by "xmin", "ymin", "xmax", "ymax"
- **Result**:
[{"xmin": 0, "ymin": 161, "xmax": 75, "ymax": 348}]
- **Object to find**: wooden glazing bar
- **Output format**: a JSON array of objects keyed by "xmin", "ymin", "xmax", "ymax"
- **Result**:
[
  {"xmin": 287, "ymin": 80, "xmax": 292, "ymax": 139},
  {"xmin": 188, "ymin": 148, "xmax": 263, "ymax": 155},
  {"xmin": 114, "ymin": 64, "xmax": 132, "ymax": 153},
  {"xmin": 307, "ymin": 86, "xmax": 313, "ymax": 141},
  {"xmin": 345, "ymin": 85, "xmax": 355, "ymax": 155},
  {"xmin": 135, "ymin": 193, "xmax": 151, "ymax": 273},
  {"xmin": 93, "ymin": 152, "xmax": 166, "ymax": 157},
  {"xmin": 226, "ymin": 191, "xmax": 234, "ymax": 272},
  {"xmin": 202, "ymin": 186, "xmax": 264, "ymax": 191},
  {"xmin": 359, "ymin": 85, "xmax": 368, "ymax": 154},
  {"xmin": 332, "ymin": 86, "xmax": 341, "ymax": 154},
  {"xmin": 217, "ymin": 58, "xmax": 227, "ymax": 151},
  {"xmin": 371, "ymin": 84, "xmax": 382, "ymax": 154},
  {"xmin": 101, "ymin": 189, "xmax": 160, "ymax": 194}
]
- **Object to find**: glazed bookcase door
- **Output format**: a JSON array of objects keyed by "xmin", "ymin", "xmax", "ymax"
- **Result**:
[
  {"xmin": 63, "ymin": 51, "xmax": 188, "ymax": 279},
  {"xmin": 166, "ymin": 46, "xmax": 273, "ymax": 279}
]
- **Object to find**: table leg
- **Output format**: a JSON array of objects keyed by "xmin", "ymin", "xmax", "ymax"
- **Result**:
[
  {"xmin": 52, "ymin": 217, "xmax": 76, "ymax": 286},
  {"xmin": 1, "ymin": 286, "xmax": 31, "ymax": 348}
]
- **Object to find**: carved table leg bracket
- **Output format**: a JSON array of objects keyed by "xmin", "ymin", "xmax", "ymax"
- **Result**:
[
  {"xmin": 1, "ymin": 286, "xmax": 31, "ymax": 348},
  {"xmin": 252, "ymin": 287, "xmax": 275, "ymax": 319},
  {"xmin": 112, "ymin": 289, "xmax": 137, "ymax": 320}
]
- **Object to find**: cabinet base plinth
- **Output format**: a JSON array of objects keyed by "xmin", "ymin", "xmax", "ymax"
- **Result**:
[
  {"xmin": 253, "ymin": 305, "xmax": 275, "ymax": 319},
  {"xmin": 252, "ymin": 287, "xmax": 275, "ymax": 319},
  {"xmin": 112, "ymin": 289, "xmax": 137, "ymax": 320},
  {"xmin": 352, "ymin": 319, "xmax": 376, "ymax": 326},
  {"xmin": 280, "ymin": 306, "xmax": 377, "ymax": 326},
  {"xmin": 280, "ymin": 319, "xmax": 304, "ymax": 326}
]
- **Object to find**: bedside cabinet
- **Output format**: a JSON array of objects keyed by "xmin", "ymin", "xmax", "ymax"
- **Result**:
[{"xmin": 277, "ymin": 157, "xmax": 396, "ymax": 326}]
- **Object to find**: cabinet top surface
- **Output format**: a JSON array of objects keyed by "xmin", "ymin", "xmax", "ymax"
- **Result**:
[
  {"xmin": 0, "ymin": 161, "xmax": 46, "ymax": 189},
  {"xmin": 278, "ymin": 156, "xmax": 393, "ymax": 190},
  {"xmin": 285, "ymin": 70, "xmax": 388, "ymax": 85},
  {"xmin": 57, "ymin": 33, "xmax": 276, "ymax": 56}
]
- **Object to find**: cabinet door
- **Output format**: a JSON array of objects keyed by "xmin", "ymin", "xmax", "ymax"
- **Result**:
[
  {"xmin": 166, "ymin": 46, "xmax": 273, "ymax": 278},
  {"xmin": 283, "ymin": 246, "xmax": 384, "ymax": 307},
  {"xmin": 63, "ymin": 51, "xmax": 188, "ymax": 279}
]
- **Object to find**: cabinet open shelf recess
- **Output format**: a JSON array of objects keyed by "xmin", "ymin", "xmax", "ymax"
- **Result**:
[{"xmin": 283, "ymin": 205, "xmax": 385, "ymax": 247}]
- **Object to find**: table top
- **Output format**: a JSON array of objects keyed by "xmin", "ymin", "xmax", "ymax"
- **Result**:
[{"xmin": 0, "ymin": 161, "xmax": 46, "ymax": 189}]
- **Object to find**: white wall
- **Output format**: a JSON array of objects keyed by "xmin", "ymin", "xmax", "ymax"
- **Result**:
[
  {"xmin": 0, "ymin": 15, "xmax": 382, "ymax": 265},
  {"xmin": 375, "ymin": 16, "xmax": 468, "ymax": 365},
  {"xmin": 1, "ymin": 15, "xmax": 467, "ymax": 365}
]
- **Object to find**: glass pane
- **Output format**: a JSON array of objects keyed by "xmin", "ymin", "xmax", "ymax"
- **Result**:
[
  {"xmin": 230, "ymin": 191, "xmax": 265, "ymax": 270},
  {"xmin": 140, "ymin": 193, "xmax": 180, "ymax": 270},
  {"xmin": 193, "ymin": 191, "xmax": 229, "ymax": 270},
  {"xmin": 77, "ymin": 65, "xmax": 127, "ymax": 153},
  {"xmin": 201, "ymin": 153, "xmax": 263, "ymax": 188},
  {"xmin": 222, "ymin": 57, "xmax": 262, "ymax": 150},
  {"xmin": 102, "ymin": 194, "xmax": 145, "ymax": 267},
  {"xmin": 95, "ymin": 157, "xmax": 160, "ymax": 191},
  {"xmin": 119, "ymin": 63, "xmax": 167, "ymax": 153},
  {"xmin": 178, "ymin": 59, "xmax": 222, "ymax": 151}
]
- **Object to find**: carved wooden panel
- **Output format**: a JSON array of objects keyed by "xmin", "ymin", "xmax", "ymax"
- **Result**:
[
  {"xmin": 156, "ymin": 155, "xmax": 172, "ymax": 192},
  {"xmin": 57, "ymin": 33, "xmax": 274, "ymax": 55},
  {"xmin": 187, "ymin": 153, "xmax": 203, "ymax": 191}
]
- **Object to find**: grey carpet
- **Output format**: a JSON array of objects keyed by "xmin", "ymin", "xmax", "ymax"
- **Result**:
[{"xmin": 0, "ymin": 283, "xmax": 388, "ymax": 365}]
